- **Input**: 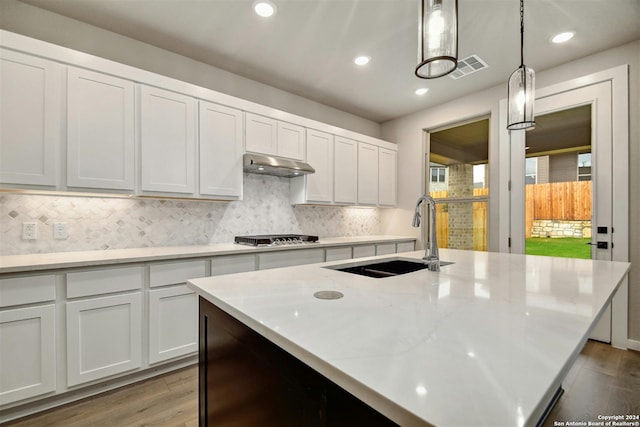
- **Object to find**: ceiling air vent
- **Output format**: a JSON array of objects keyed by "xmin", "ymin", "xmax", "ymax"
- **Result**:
[{"xmin": 449, "ymin": 54, "xmax": 489, "ymax": 80}]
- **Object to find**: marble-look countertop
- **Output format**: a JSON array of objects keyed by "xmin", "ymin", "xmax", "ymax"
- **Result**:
[
  {"xmin": 188, "ymin": 249, "xmax": 631, "ymax": 427},
  {"xmin": 0, "ymin": 235, "xmax": 415, "ymax": 274}
]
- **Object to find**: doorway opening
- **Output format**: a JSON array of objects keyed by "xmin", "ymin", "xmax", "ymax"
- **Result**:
[
  {"xmin": 524, "ymin": 105, "xmax": 592, "ymax": 259},
  {"xmin": 427, "ymin": 117, "xmax": 489, "ymax": 251}
]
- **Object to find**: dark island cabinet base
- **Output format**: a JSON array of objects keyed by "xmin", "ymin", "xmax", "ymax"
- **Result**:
[{"xmin": 199, "ymin": 297, "xmax": 399, "ymax": 427}]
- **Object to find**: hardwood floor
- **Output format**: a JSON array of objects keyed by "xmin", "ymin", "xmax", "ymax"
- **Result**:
[
  {"xmin": 543, "ymin": 340, "xmax": 640, "ymax": 426},
  {"xmin": 3, "ymin": 367, "xmax": 198, "ymax": 427},
  {"xmin": 3, "ymin": 340, "xmax": 638, "ymax": 427}
]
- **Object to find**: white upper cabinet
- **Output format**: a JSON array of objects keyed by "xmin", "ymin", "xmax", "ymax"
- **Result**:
[
  {"xmin": 0, "ymin": 32, "xmax": 398, "ymax": 202},
  {"xmin": 245, "ymin": 113, "xmax": 277, "ymax": 155},
  {"xmin": 303, "ymin": 129, "xmax": 334, "ymax": 203},
  {"xmin": 357, "ymin": 142, "xmax": 379, "ymax": 205},
  {"xmin": 245, "ymin": 113, "xmax": 305, "ymax": 160},
  {"xmin": 276, "ymin": 121, "xmax": 305, "ymax": 160},
  {"xmin": 67, "ymin": 67, "xmax": 135, "ymax": 191},
  {"xmin": 378, "ymin": 147, "xmax": 397, "ymax": 206},
  {"xmin": 140, "ymin": 86, "xmax": 196, "ymax": 195},
  {"xmin": 0, "ymin": 49, "xmax": 60, "ymax": 187},
  {"xmin": 333, "ymin": 136, "xmax": 358, "ymax": 204},
  {"xmin": 199, "ymin": 101, "xmax": 243, "ymax": 199}
]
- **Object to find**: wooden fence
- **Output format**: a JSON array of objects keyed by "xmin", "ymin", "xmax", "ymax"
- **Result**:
[
  {"xmin": 525, "ymin": 181, "xmax": 592, "ymax": 238},
  {"xmin": 429, "ymin": 188, "xmax": 488, "ymax": 251},
  {"xmin": 430, "ymin": 182, "xmax": 591, "ymax": 246}
]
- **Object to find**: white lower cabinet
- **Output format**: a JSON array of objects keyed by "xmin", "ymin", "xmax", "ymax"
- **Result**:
[
  {"xmin": 147, "ymin": 260, "xmax": 205, "ymax": 364},
  {"xmin": 65, "ymin": 265, "xmax": 144, "ymax": 388},
  {"xmin": 148, "ymin": 285, "xmax": 197, "ymax": 364},
  {"xmin": 66, "ymin": 292, "xmax": 142, "ymax": 387},
  {"xmin": 0, "ymin": 304, "xmax": 56, "ymax": 406},
  {"xmin": 259, "ymin": 249, "xmax": 325, "ymax": 270}
]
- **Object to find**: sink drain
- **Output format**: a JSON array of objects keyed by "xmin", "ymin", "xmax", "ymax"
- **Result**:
[{"xmin": 313, "ymin": 290, "xmax": 344, "ymax": 300}]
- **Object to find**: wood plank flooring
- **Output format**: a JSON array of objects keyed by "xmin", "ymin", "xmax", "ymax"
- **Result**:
[{"xmin": 3, "ymin": 340, "xmax": 638, "ymax": 427}]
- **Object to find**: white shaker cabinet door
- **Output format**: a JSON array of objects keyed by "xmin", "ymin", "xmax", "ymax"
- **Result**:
[
  {"xmin": 66, "ymin": 292, "xmax": 142, "ymax": 387},
  {"xmin": 277, "ymin": 121, "xmax": 305, "ymax": 160},
  {"xmin": 199, "ymin": 101, "xmax": 243, "ymax": 198},
  {"xmin": 141, "ymin": 86, "xmax": 196, "ymax": 195},
  {"xmin": 378, "ymin": 148, "xmax": 397, "ymax": 207},
  {"xmin": 357, "ymin": 142, "xmax": 379, "ymax": 205},
  {"xmin": 245, "ymin": 113, "xmax": 277, "ymax": 155},
  {"xmin": 67, "ymin": 67, "xmax": 135, "ymax": 190},
  {"xmin": 305, "ymin": 129, "xmax": 334, "ymax": 203},
  {"xmin": 0, "ymin": 49, "xmax": 60, "ymax": 187},
  {"xmin": 148, "ymin": 285, "xmax": 197, "ymax": 364},
  {"xmin": 0, "ymin": 304, "xmax": 56, "ymax": 406},
  {"xmin": 333, "ymin": 136, "xmax": 358, "ymax": 204}
]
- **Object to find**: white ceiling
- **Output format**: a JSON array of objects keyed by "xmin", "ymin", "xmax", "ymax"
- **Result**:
[{"xmin": 19, "ymin": 0, "xmax": 640, "ymax": 123}]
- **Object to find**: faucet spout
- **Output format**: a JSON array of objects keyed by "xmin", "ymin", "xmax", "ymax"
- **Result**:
[{"xmin": 411, "ymin": 194, "xmax": 440, "ymax": 272}]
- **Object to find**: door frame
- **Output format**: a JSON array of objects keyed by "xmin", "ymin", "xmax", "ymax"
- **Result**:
[{"xmin": 498, "ymin": 64, "xmax": 629, "ymax": 348}]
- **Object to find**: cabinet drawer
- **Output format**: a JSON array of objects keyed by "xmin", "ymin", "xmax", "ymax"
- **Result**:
[
  {"xmin": 258, "ymin": 249, "xmax": 324, "ymax": 270},
  {"xmin": 325, "ymin": 247, "xmax": 352, "ymax": 262},
  {"xmin": 211, "ymin": 255, "xmax": 257, "ymax": 276},
  {"xmin": 397, "ymin": 242, "xmax": 415, "ymax": 253},
  {"xmin": 149, "ymin": 260, "xmax": 207, "ymax": 288},
  {"xmin": 67, "ymin": 266, "xmax": 143, "ymax": 298},
  {"xmin": 352, "ymin": 245, "xmax": 376, "ymax": 258},
  {"xmin": 375, "ymin": 243, "xmax": 396, "ymax": 256},
  {"xmin": 0, "ymin": 274, "xmax": 56, "ymax": 307}
]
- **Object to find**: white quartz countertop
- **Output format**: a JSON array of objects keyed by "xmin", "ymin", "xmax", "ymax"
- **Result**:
[
  {"xmin": 0, "ymin": 235, "xmax": 415, "ymax": 274},
  {"xmin": 188, "ymin": 249, "xmax": 630, "ymax": 427}
]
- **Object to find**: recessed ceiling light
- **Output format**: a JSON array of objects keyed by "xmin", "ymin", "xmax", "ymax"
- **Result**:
[
  {"xmin": 551, "ymin": 31, "xmax": 575, "ymax": 44},
  {"xmin": 415, "ymin": 88, "xmax": 429, "ymax": 96},
  {"xmin": 253, "ymin": 0, "xmax": 276, "ymax": 17},
  {"xmin": 354, "ymin": 56, "xmax": 370, "ymax": 66}
]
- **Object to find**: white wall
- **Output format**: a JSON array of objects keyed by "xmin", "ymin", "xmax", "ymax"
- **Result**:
[
  {"xmin": 380, "ymin": 40, "xmax": 640, "ymax": 341},
  {"xmin": 0, "ymin": 0, "xmax": 381, "ymax": 138}
]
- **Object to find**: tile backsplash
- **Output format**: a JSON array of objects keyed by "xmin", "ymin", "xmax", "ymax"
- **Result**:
[{"xmin": 0, "ymin": 174, "xmax": 381, "ymax": 255}]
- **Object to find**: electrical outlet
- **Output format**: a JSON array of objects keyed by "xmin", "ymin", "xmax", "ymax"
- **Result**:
[
  {"xmin": 22, "ymin": 222, "xmax": 37, "ymax": 240},
  {"xmin": 53, "ymin": 222, "xmax": 68, "ymax": 240}
]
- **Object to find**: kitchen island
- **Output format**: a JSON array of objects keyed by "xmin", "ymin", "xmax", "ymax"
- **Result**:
[{"xmin": 187, "ymin": 249, "xmax": 630, "ymax": 427}]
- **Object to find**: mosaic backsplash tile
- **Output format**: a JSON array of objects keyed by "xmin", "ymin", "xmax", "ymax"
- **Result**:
[{"xmin": 0, "ymin": 174, "xmax": 381, "ymax": 255}]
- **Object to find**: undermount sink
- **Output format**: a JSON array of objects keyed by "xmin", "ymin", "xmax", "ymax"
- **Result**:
[{"xmin": 326, "ymin": 258, "xmax": 454, "ymax": 279}]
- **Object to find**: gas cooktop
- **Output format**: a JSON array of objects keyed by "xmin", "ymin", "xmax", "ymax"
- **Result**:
[{"xmin": 234, "ymin": 234, "xmax": 319, "ymax": 247}]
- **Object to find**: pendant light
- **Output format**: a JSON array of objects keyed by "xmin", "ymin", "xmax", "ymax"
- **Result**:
[
  {"xmin": 415, "ymin": 0, "xmax": 458, "ymax": 79},
  {"xmin": 507, "ymin": 0, "xmax": 535, "ymax": 130}
]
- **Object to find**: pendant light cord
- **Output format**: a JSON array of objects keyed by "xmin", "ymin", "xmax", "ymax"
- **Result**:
[{"xmin": 519, "ymin": 0, "xmax": 525, "ymax": 67}]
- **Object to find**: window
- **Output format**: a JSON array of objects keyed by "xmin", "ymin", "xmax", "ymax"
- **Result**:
[
  {"xmin": 431, "ymin": 167, "xmax": 446, "ymax": 183},
  {"xmin": 578, "ymin": 153, "xmax": 591, "ymax": 181},
  {"xmin": 525, "ymin": 157, "xmax": 537, "ymax": 184}
]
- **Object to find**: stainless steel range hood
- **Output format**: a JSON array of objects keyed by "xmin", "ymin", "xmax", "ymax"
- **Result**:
[{"xmin": 243, "ymin": 153, "xmax": 315, "ymax": 178}]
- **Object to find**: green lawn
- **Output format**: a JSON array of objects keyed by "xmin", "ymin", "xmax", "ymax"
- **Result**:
[{"xmin": 525, "ymin": 237, "xmax": 591, "ymax": 259}]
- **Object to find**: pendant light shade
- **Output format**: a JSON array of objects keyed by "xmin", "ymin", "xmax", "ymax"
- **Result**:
[
  {"xmin": 507, "ymin": 0, "xmax": 535, "ymax": 130},
  {"xmin": 507, "ymin": 65, "xmax": 535, "ymax": 130},
  {"xmin": 415, "ymin": 0, "xmax": 458, "ymax": 79}
]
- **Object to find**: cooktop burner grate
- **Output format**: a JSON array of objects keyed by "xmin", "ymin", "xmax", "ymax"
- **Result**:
[{"xmin": 234, "ymin": 234, "xmax": 319, "ymax": 247}]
